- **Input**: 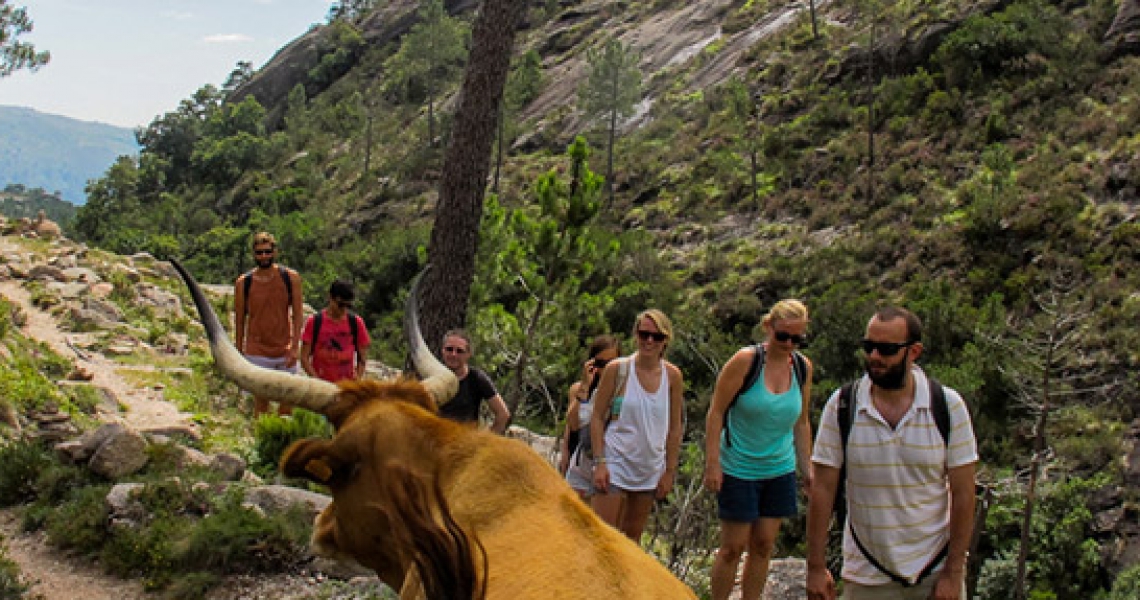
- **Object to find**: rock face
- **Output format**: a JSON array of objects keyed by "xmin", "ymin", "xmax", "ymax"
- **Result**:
[{"xmin": 1105, "ymin": 0, "xmax": 1140, "ymax": 59}]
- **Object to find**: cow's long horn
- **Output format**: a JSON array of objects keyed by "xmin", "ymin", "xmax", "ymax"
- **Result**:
[
  {"xmin": 404, "ymin": 267, "xmax": 458, "ymax": 405},
  {"xmin": 170, "ymin": 260, "xmax": 340, "ymax": 412}
]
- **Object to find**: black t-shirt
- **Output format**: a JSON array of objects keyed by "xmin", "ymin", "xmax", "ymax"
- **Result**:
[{"xmin": 438, "ymin": 367, "xmax": 499, "ymax": 423}]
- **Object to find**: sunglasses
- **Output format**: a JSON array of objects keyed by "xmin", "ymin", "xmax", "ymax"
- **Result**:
[
  {"xmin": 443, "ymin": 346, "xmax": 468, "ymax": 354},
  {"xmin": 774, "ymin": 331, "xmax": 806, "ymax": 345},
  {"xmin": 637, "ymin": 330, "xmax": 667, "ymax": 342},
  {"xmin": 253, "ymin": 249, "xmax": 275, "ymax": 256},
  {"xmin": 861, "ymin": 339, "xmax": 913, "ymax": 357},
  {"xmin": 592, "ymin": 357, "xmax": 611, "ymax": 369}
]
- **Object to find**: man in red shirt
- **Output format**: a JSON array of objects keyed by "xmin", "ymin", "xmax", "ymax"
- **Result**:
[
  {"xmin": 233, "ymin": 232, "xmax": 304, "ymax": 417},
  {"xmin": 300, "ymin": 280, "xmax": 371, "ymax": 383}
]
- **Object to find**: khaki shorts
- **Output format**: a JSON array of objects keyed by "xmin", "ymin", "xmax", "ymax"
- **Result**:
[{"xmin": 842, "ymin": 575, "xmax": 965, "ymax": 600}]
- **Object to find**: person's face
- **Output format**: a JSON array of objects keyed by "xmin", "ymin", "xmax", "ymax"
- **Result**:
[
  {"xmin": 635, "ymin": 317, "xmax": 668, "ymax": 356},
  {"xmin": 253, "ymin": 243, "xmax": 276, "ymax": 269},
  {"xmin": 767, "ymin": 318, "xmax": 807, "ymax": 351},
  {"xmin": 441, "ymin": 335, "xmax": 470, "ymax": 371},
  {"xmin": 862, "ymin": 316, "xmax": 919, "ymax": 390},
  {"xmin": 328, "ymin": 296, "xmax": 352, "ymax": 315}
]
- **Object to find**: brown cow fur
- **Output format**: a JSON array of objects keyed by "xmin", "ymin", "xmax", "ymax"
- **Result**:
[{"xmin": 281, "ymin": 379, "xmax": 696, "ymax": 600}]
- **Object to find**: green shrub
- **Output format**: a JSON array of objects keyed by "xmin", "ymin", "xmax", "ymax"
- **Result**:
[
  {"xmin": 1107, "ymin": 563, "xmax": 1140, "ymax": 600},
  {"xmin": 0, "ymin": 539, "xmax": 32, "ymax": 599},
  {"xmin": 34, "ymin": 462, "xmax": 97, "ymax": 504},
  {"xmin": 0, "ymin": 439, "xmax": 54, "ymax": 506},
  {"xmin": 252, "ymin": 409, "xmax": 332, "ymax": 475},
  {"xmin": 165, "ymin": 571, "xmax": 221, "ymax": 600},
  {"xmin": 44, "ymin": 484, "xmax": 111, "ymax": 554},
  {"xmin": 175, "ymin": 492, "xmax": 310, "ymax": 573}
]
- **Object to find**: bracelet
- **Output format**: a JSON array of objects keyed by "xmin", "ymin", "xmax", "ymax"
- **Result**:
[{"xmin": 595, "ymin": 457, "xmax": 608, "ymax": 464}]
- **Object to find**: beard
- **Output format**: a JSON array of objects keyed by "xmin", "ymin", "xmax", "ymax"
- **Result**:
[
  {"xmin": 255, "ymin": 256, "xmax": 275, "ymax": 269},
  {"xmin": 865, "ymin": 356, "xmax": 909, "ymax": 390}
]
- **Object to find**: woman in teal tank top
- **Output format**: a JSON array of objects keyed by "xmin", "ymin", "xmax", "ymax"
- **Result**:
[{"xmin": 703, "ymin": 299, "xmax": 815, "ymax": 600}]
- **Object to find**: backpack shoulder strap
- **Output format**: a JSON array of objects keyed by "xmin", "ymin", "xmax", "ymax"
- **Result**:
[
  {"xmin": 348, "ymin": 311, "xmax": 360, "ymax": 352},
  {"xmin": 791, "ymin": 351, "xmax": 808, "ymax": 388},
  {"xmin": 723, "ymin": 345, "xmax": 764, "ymax": 448},
  {"xmin": 615, "ymin": 357, "xmax": 630, "ymax": 396},
  {"xmin": 837, "ymin": 381, "xmax": 857, "ymax": 455},
  {"xmin": 311, "ymin": 312, "xmax": 324, "ymax": 348},
  {"xmin": 928, "ymin": 377, "xmax": 950, "ymax": 446},
  {"xmin": 278, "ymin": 265, "xmax": 293, "ymax": 307},
  {"xmin": 242, "ymin": 270, "xmax": 255, "ymax": 315}
]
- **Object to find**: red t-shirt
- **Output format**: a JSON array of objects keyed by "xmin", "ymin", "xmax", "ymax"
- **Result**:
[{"xmin": 302, "ymin": 310, "xmax": 371, "ymax": 383}]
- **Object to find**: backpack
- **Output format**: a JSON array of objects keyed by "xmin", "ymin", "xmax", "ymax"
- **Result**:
[
  {"xmin": 723, "ymin": 345, "xmax": 808, "ymax": 448},
  {"xmin": 575, "ymin": 357, "xmax": 630, "ymax": 462},
  {"xmin": 242, "ymin": 265, "xmax": 293, "ymax": 315},
  {"xmin": 834, "ymin": 375, "xmax": 950, "ymax": 587},
  {"xmin": 310, "ymin": 310, "xmax": 361, "ymax": 357}
]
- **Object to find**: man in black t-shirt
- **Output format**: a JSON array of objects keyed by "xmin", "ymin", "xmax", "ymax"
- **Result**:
[{"xmin": 438, "ymin": 329, "xmax": 511, "ymax": 434}]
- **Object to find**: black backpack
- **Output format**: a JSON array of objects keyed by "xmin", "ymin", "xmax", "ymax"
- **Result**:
[
  {"xmin": 242, "ymin": 265, "xmax": 293, "ymax": 315},
  {"xmin": 310, "ymin": 311, "xmax": 361, "ymax": 356},
  {"xmin": 834, "ymin": 375, "xmax": 950, "ymax": 587},
  {"xmin": 723, "ymin": 345, "xmax": 808, "ymax": 448}
]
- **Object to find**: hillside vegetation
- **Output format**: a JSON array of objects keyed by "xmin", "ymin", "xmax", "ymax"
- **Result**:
[{"xmin": 60, "ymin": 0, "xmax": 1140, "ymax": 596}]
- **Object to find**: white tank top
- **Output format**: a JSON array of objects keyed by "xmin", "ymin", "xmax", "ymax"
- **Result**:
[{"xmin": 604, "ymin": 355, "xmax": 670, "ymax": 491}]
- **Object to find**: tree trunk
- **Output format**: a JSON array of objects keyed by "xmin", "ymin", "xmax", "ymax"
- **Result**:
[
  {"xmin": 421, "ymin": 0, "xmax": 524, "ymax": 354},
  {"xmin": 1014, "ymin": 324, "xmax": 1057, "ymax": 600},
  {"xmin": 494, "ymin": 102, "xmax": 504, "ymax": 195}
]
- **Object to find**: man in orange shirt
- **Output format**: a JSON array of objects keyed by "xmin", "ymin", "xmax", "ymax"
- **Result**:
[{"xmin": 233, "ymin": 232, "xmax": 304, "ymax": 417}]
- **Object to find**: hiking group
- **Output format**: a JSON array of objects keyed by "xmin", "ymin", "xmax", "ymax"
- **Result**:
[{"xmin": 233, "ymin": 231, "xmax": 977, "ymax": 600}]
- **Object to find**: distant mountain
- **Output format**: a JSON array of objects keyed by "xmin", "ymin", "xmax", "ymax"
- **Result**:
[{"xmin": 0, "ymin": 106, "xmax": 139, "ymax": 205}]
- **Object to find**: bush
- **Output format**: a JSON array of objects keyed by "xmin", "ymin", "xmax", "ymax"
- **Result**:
[
  {"xmin": 175, "ymin": 492, "xmax": 310, "ymax": 573},
  {"xmin": 252, "ymin": 409, "xmax": 333, "ymax": 475},
  {"xmin": 44, "ymin": 484, "xmax": 112, "ymax": 555},
  {"xmin": 0, "ymin": 439, "xmax": 54, "ymax": 506}
]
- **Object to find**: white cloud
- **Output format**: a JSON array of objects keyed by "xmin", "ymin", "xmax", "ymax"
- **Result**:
[{"xmin": 202, "ymin": 34, "xmax": 254, "ymax": 44}]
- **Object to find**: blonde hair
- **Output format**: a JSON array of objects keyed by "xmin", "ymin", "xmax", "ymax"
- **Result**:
[
  {"xmin": 632, "ymin": 309, "xmax": 674, "ymax": 353},
  {"xmin": 761, "ymin": 299, "xmax": 809, "ymax": 328},
  {"xmin": 251, "ymin": 231, "xmax": 277, "ymax": 250}
]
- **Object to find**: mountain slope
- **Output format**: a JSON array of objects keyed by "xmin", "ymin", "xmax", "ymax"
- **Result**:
[{"xmin": 0, "ymin": 106, "xmax": 138, "ymax": 205}]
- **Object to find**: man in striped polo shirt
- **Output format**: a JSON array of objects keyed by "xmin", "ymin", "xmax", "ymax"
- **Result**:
[{"xmin": 806, "ymin": 307, "xmax": 978, "ymax": 600}]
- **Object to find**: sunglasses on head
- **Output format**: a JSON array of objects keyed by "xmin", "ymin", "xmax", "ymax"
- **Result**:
[
  {"xmin": 861, "ymin": 339, "xmax": 913, "ymax": 356},
  {"xmin": 774, "ymin": 330, "xmax": 806, "ymax": 345},
  {"xmin": 637, "ymin": 330, "xmax": 667, "ymax": 342},
  {"xmin": 443, "ymin": 346, "xmax": 467, "ymax": 354}
]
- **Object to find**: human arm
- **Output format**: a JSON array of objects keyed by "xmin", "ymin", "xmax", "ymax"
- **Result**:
[
  {"xmin": 590, "ymin": 361, "xmax": 622, "ymax": 494},
  {"xmin": 233, "ymin": 277, "xmax": 246, "ymax": 353},
  {"xmin": 487, "ymin": 394, "xmax": 510, "ymax": 435},
  {"xmin": 932, "ymin": 462, "xmax": 976, "ymax": 600},
  {"xmin": 299, "ymin": 316, "xmax": 316, "ymax": 377},
  {"xmin": 703, "ymin": 348, "xmax": 753, "ymax": 493},
  {"xmin": 354, "ymin": 316, "xmax": 370, "ymax": 379},
  {"xmin": 806, "ymin": 462, "xmax": 840, "ymax": 600},
  {"xmin": 794, "ymin": 357, "xmax": 815, "ymax": 493},
  {"xmin": 560, "ymin": 383, "xmax": 584, "ymax": 473},
  {"xmin": 656, "ymin": 362, "xmax": 685, "ymax": 500},
  {"xmin": 286, "ymin": 270, "xmax": 304, "ymax": 367}
]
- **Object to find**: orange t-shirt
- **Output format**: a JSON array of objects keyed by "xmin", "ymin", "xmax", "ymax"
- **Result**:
[{"xmin": 238, "ymin": 267, "xmax": 295, "ymax": 358}]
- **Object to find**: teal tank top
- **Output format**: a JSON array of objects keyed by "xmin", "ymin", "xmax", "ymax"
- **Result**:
[{"xmin": 720, "ymin": 366, "xmax": 801, "ymax": 480}]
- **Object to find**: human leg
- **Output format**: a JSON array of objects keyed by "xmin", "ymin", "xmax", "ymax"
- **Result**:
[
  {"xmin": 739, "ymin": 518, "xmax": 781, "ymax": 600},
  {"xmin": 591, "ymin": 489, "xmax": 625, "ymax": 530},
  {"xmin": 710, "ymin": 520, "xmax": 752, "ymax": 600},
  {"xmin": 618, "ymin": 490, "xmax": 656, "ymax": 541}
]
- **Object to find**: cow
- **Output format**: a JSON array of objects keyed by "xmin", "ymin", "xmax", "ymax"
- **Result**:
[{"xmin": 172, "ymin": 261, "xmax": 697, "ymax": 600}]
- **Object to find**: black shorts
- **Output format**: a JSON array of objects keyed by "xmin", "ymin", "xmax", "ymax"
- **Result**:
[{"xmin": 717, "ymin": 471, "xmax": 798, "ymax": 522}]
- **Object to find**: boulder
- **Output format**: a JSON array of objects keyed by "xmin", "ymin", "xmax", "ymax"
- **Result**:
[
  {"xmin": 106, "ymin": 482, "xmax": 148, "ymax": 528},
  {"xmin": 88, "ymin": 427, "xmax": 149, "ymax": 479},
  {"xmin": 243, "ymin": 484, "xmax": 331, "ymax": 521},
  {"xmin": 61, "ymin": 267, "xmax": 101, "ymax": 283},
  {"xmin": 208, "ymin": 452, "xmax": 248, "ymax": 481},
  {"xmin": 506, "ymin": 425, "xmax": 559, "ymax": 467},
  {"xmin": 27, "ymin": 264, "xmax": 66, "ymax": 282}
]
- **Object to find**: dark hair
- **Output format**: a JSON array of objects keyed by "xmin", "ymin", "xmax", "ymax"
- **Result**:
[
  {"xmin": 873, "ymin": 306, "xmax": 923, "ymax": 343},
  {"xmin": 587, "ymin": 334, "xmax": 619, "ymax": 359},
  {"xmin": 329, "ymin": 280, "xmax": 355, "ymax": 302}
]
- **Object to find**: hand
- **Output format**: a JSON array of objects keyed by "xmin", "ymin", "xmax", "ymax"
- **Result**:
[
  {"xmin": 593, "ymin": 462, "xmax": 610, "ymax": 494},
  {"xmin": 931, "ymin": 567, "xmax": 965, "ymax": 600},
  {"xmin": 703, "ymin": 463, "xmax": 723, "ymax": 493},
  {"xmin": 806, "ymin": 564, "xmax": 837, "ymax": 600},
  {"xmin": 656, "ymin": 470, "xmax": 675, "ymax": 500},
  {"xmin": 284, "ymin": 349, "xmax": 298, "ymax": 368}
]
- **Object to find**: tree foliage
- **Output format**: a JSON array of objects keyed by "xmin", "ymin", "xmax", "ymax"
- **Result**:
[
  {"xmin": 0, "ymin": 1, "xmax": 49, "ymax": 77},
  {"xmin": 578, "ymin": 38, "xmax": 641, "ymax": 204}
]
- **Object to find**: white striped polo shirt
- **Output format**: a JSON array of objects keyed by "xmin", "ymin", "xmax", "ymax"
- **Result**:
[{"xmin": 811, "ymin": 367, "xmax": 978, "ymax": 586}]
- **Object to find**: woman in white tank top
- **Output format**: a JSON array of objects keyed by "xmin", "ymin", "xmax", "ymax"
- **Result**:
[{"xmin": 589, "ymin": 309, "xmax": 686, "ymax": 543}]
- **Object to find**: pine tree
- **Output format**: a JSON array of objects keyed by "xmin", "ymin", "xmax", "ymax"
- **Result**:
[{"xmin": 578, "ymin": 38, "xmax": 642, "ymax": 206}]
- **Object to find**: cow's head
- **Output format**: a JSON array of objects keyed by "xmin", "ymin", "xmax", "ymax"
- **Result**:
[{"xmin": 171, "ymin": 262, "xmax": 481, "ymax": 594}]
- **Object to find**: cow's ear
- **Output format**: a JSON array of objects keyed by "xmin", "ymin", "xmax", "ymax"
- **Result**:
[{"xmin": 281, "ymin": 439, "xmax": 357, "ymax": 485}]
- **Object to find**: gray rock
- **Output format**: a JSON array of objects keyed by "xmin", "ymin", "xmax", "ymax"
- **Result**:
[
  {"xmin": 506, "ymin": 425, "xmax": 559, "ymax": 467},
  {"xmin": 28, "ymin": 264, "xmax": 65, "ymax": 282},
  {"xmin": 106, "ymin": 482, "xmax": 147, "ymax": 528},
  {"xmin": 47, "ymin": 281, "xmax": 89, "ymax": 299},
  {"xmin": 244, "ymin": 484, "xmax": 331, "ymax": 520},
  {"xmin": 209, "ymin": 452, "xmax": 248, "ymax": 481},
  {"xmin": 58, "ymin": 423, "xmax": 127, "ymax": 463},
  {"xmin": 89, "ymin": 428, "xmax": 149, "ymax": 479},
  {"xmin": 135, "ymin": 283, "xmax": 182, "ymax": 315},
  {"xmin": 61, "ymin": 267, "xmax": 100, "ymax": 283}
]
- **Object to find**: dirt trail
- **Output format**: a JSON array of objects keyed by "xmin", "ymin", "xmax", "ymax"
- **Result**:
[{"xmin": 0, "ymin": 237, "xmax": 190, "ymax": 599}]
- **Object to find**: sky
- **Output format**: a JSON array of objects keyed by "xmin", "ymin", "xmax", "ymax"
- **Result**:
[{"xmin": 0, "ymin": 0, "xmax": 336, "ymax": 129}]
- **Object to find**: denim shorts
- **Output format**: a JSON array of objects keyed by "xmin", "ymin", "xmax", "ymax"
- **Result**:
[{"xmin": 717, "ymin": 471, "xmax": 798, "ymax": 522}]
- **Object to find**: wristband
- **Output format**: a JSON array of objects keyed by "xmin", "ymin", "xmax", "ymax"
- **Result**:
[{"xmin": 595, "ymin": 457, "xmax": 608, "ymax": 464}]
